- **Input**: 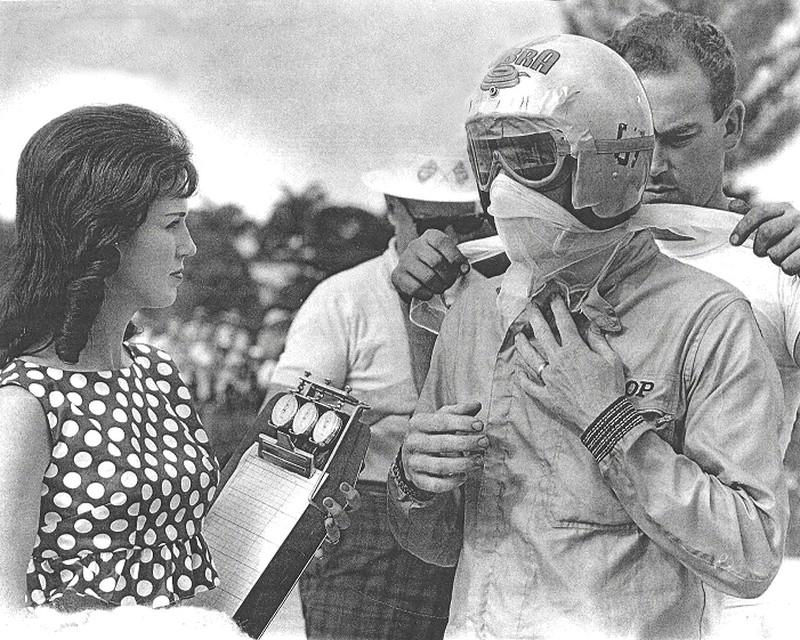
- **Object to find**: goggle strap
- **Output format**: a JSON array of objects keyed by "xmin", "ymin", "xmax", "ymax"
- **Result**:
[
  {"xmin": 496, "ymin": 151, "xmax": 566, "ymax": 190},
  {"xmin": 593, "ymin": 135, "xmax": 655, "ymax": 154}
]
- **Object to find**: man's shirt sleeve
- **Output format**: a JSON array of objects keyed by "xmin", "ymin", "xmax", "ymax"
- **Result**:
[
  {"xmin": 270, "ymin": 280, "xmax": 351, "ymax": 389},
  {"xmin": 597, "ymin": 299, "xmax": 788, "ymax": 598},
  {"xmin": 779, "ymin": 272, "xmax": 800, "ymax": 365},
  {"xmin": 387, "ymin": 308, "xmax": 463, "ymax": 567}
]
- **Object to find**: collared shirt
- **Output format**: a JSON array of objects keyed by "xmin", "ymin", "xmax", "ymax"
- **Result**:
[
  {"xmin": 270, "ymin": 240, "xmax": 418, "ymax": 483},
  {"xmin": 388, "ymin": 230, "xmax": 788, "ymax": 639}
]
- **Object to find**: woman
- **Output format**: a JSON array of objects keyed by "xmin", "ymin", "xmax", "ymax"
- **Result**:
[{"xmin": 0, "ymin": 105, "xmax": 353, "ymax": 613}]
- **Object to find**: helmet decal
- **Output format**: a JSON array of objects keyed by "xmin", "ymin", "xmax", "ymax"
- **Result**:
[
  {"xmin": 499, "ymin": 47, "xmax": 561, "ymax": 75},
  {"xmin": 480, "ymin": 64, "xmax": 531, "ymax": 92}
]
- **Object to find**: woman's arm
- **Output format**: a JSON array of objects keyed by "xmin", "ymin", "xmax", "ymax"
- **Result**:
[{"xmin": 0, "ymin": 386, "xmax": 50, "ymax": 613}]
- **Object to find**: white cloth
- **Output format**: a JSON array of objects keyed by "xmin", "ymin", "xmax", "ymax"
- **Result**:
[
  {"xmin": 636, "ymin": 203, "xmax": 800, "ymax": 451},
  {"xmin": 269, "ymin": 240, "xmax": 417, "ymax": 484}
]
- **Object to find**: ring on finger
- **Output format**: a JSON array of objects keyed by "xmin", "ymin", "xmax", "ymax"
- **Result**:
[{"xmin": 536, "ymin": 362, "xmax": 548, "ymax": 377}]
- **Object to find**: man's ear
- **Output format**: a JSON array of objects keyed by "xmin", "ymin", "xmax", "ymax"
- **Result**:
[{"xmin": 722, "ymin": 98, "xmax": 745, "ymax": 151}]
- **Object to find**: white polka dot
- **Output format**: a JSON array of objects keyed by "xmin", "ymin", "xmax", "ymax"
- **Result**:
[
  {"xmin": 132, "ymin": 408, "xmax": 142, "ymax": 422},
  {"xmin": 134, "ymin": 378, "xmax": 143, "ymax": 392},
  {"xmin": 145, "ymin": 423, "xmax": 157, "ymax": 437},
  {"xmin": 145, "ymin": 378, "xmax": 158, "ymax": 392},
  {"xmin": 131, "ymin": 439, "xmax": 141, "ymax": 453},
  {"xmin": 164, "ymin": 463, "xmax": 177, "ymax": 478},
  {"xmin": 132, "ymin": 393, "xmax": 144, "ymax": 408},
  {"xmin": 69, "ymin": 373, "xmax": 87, "ymax": 388},
  {"xmin": 152, "ymin": 562, "xmax": 165, "ymax": 580},
  {"xmin": 94, "ymin": 381, "xmax": 110, "ymax": 396},
  {"xmin": 111, "ymin": 408, "xmax": 128, "ymax": 423},
  {"xmin": 93, "ymin": 506, "xmax": 110, "ymax": 521},
  {"xmin": 77, "ymin": 502, "xmax": 93, "ymax": 514},
  {"xmin": 207, "ymin": 485, "xmax": 216, "ymax": 502},
  {"xmin": 155, "ymin": 512, "xmax": 167, "ymax": 528},
  {"xmin": 164, "ymin": 450, "xmax": 177, "ymax": 463},
  {"xmin": 28, "ymin": 383, "xmax": 46, "ymax": 397},
  {"xmin": 60, "ymin": 568, "xmax": 74, "ymax": 582},
  {"xmin": 183, "ymin": 459, "xmax": 196, "ymax": 475},
  {"xmin": 98, "ymin": 370, "xmax": 112, "ymax": 379},
  {"xmin": 200, "ymin": 472, "xmax": 212, "ymax": 489},
  {"xmin": 44, "ymin": 462, "xmax": 59, "ymax": 479},
  {"xmin": 191, "ymin": 553, "xmax": 203, "ymax": 570},
  {"xmin": 70, "ymin": 405, "xmax": 84, "ymax": 416},
  {"xmin": 175, "ymin": 508, "xmax": 187, "ymax": 523},
  {"xmin": 163, "ymin": 418, "xmax": 179, "ymax": 432},
  {"xmin": 142, "ymin": 484, "xmax": 153, "ymax": 500},
  {"xmin": 93, "ymin": 533, "xmax": 111, "ymax": 549},
  {"xmin": 177, "ymin": 386, "xmax": 191, "ymax": 400},
  {"xmin": 49, "ymin": 391, "xmax": 65, "ymax": 408},
  {"xmin": 144, "ymin": 468, "xmax": 159, "ymax": 482},
  {"xmin": 193, "ymin": 504, "xmax": 205, "ymax": 519},
  {"xmin": 74, "ymin": 451, "xmax": 92, "ymax": 468},
  {"xmin": 127, "ymin": 453, "xmax": 141, "ymax": 468},
  {"xmin": 27, "ymin": 369, "xmax": 44, "ymax": 380},
  {"xmin": 52, "ymin": 443, "xmax": 68, "ymax": 459},
  {"xmin": 202, "ymin": 457, "xmax": 214, "ymax": 471},
  {"xmin": 156, "ymin": 380, "xmax": 171, "ymax": 394},
  {"xmin": 148, "ymin": 498, "xmax": 162, "ymax": 514},
  {"xmin": 120, "ymin": 595, "xmax": 137, "ymax": 606},
  {"xmin": 96, "ymin": 460, "xmax": 115, "ymax": 478},
  {"xmin": 86, "ymin": 482, "xmax": 105, "ymax": 500},
  {"xmin": 121, "ymin": 471, "xmax": 138, "ymax": 488},
  {"xmin": 57, "ymin": 533, "xmax": 76, "ymax": 550},
  {"xmin": 47, "ymin": 413, "xmax": 58, "ymax": 430},
  {"xmin": 61, "ymin": 420, "xmax": 79, "ymax": 438},
  {"xmin": 137, "ymin": 356, "xmax": 152, "ymax": 369},
  {"xmin": 146, "ymin": 394, "xmax": 159, "ymax": 408},
  {"xmin": 163, "ymin": 435, "xmax": 177, "ymax": 449},
  {"xmin": 45, "ymin": 367, "xmax": 63, "ymax": 380},
  {"xmin": 180, "ymin": 476, "xmax": 191, "ymax": 492},
  {"xmin": 107, "ymin": 442, "xmax": 122, "ymax": 457},
  {"xmin": 110, "ymin": 519, "xmax": 128, "ymax": 532},
  {"xmin": 99, "ymin": 577, "xmax": 116, "ymax": 592},
  {"xmin": 188, "ymin": 490, "xmax": 200, "ymax": 506},
  {"xmin": 156, "ymin": 362, "xmax": 173, "ymax": 376},
  {"xmin": 145, "ymin": 439, "xmax": 157, "ymax": 452},
  {"xmin": 127, "ymin": 503, "xmax": 140, "ymax": 518},
  {"xmin": 161, "ymin": 479, "xmax": 173, "ymax": 496},
  {"xmin": 30, "ymin": 589, "xmax": 46, "ymax": 604},
  {"xmin": 84, "ymin": 430, "xmax": 102, "ymax": 447},
  {"xmin": 74, "ymin": 519, "xmax": 92, "ymax": 534},
  {"xmin": 118, "ymin": 378, "xmax": 130, "ymax": 391},
  {"xmin": 143, "ymin": 529, "xmax": 157, "ymax": 545},
  {"xmin": 175, "ymin": 404, "xmax": 191, "ymax": 419},
  {"xmin": 110, "ymin": 491, "xmax": 127, "ymax": 506},
  {"xmin": 88, "ymin": 400, "xmax": 106, "ymax": 416},
  {"xmin": 136, "ymin": 515, "xmax": 147, "ymax": 530},
  {"xmin": 169, "ymin": 494, "xmax": 181, "ymax": 510},
  {"xmin": 66, "ymin": 391, "xmax": 83, "ymax": 406},
  {"xmin": 115, "ymin": 392, "xmax": 129, "ymax": 407},
  {"xmin": 194, "ymin": 429, "xmax": 209, "ymax": 444},
  {"xmin": 176, "ymin": 574, "xmax": 192, "ymax": 591},
  {"xmin": 62, "ymin": 471, "xmax": 81, "ymax": 489},
  {"xmin": 53, "ymin": 492, "xmax": 72, "ymax": 508}
]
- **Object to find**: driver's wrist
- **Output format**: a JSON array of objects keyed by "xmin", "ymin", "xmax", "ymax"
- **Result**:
[
  {"xmin": 391, "ymin": 448, "xmax": 435, "ymax": 503},
  {"xmin": 580, "ymin": 396, "xmax": 644, "ymax": 462}
]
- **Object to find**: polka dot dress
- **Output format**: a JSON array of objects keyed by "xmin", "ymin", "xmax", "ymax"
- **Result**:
[{"xmin": 0, "ymin": 342, "xmax": 220, "ymax": 608}]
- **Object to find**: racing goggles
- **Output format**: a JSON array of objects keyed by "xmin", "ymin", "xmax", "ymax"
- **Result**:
[{"xmin": 466, "ymin": 115, "xmax": 571, "ymax": 197}]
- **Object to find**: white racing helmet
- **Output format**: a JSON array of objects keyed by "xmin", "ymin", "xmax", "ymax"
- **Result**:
[{"xmin": 466, "ymin": 34, "xmax": 655, "ymax": 219}]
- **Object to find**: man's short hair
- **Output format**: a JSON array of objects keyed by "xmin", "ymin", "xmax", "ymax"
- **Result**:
[{"xmin": 606, "ymin": 11, "xmax": 737, "ymax": 120}]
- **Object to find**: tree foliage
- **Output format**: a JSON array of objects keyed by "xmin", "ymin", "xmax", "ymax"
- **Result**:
[{"xmin": 561, "ymin": 0, "xmax": 800, "ymax": 169}]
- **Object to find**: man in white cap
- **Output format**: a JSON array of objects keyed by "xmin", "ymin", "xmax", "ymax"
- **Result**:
[
  {"xmin": 265, "ymin": 156, "xmax": 494, "ymax": 640},
  {"xmin": 388, "ymin": 34, "xmax": 786, "ymax": 639}
]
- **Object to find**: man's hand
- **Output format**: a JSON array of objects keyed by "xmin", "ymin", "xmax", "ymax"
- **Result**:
[
  {"xmin": 314, "ymin": 481, "xmax": 361, "ymax": 559},
  {"xmin": 401, "ymin": 401, "xmax": 488, "ymax": 493},
  {"xmin": 515, "ymin": 297, "xmax": 626, "ymax": 431},
  {"xmin": 391, "ymin": 229, "xmax": 470, "ymax": 301},
  {"xmin": 730, "ymin": 202, "xmax": 800, "ymax": 275}
]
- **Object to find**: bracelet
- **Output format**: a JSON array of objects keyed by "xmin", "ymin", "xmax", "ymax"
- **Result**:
[
  {"xmin": 581, "ymin": 396, "xmax": 644, "ymax": 462},
  {"xmin": 391, "ymin": 448, "xmax": 435, "ymax": 502}
]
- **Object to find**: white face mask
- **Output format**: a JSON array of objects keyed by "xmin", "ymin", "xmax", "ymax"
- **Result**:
[{"xmin": 490, "ymin": 173, "xmax": 634, "ymax": 326}]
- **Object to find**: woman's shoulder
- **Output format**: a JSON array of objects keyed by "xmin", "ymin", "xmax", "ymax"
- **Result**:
[{"xmin": 126, "ymin": 340, "xmax": 177, "ymax": 365}]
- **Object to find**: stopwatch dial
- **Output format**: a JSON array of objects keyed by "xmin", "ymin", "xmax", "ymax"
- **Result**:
[
  {"xmin": 291, "ymin": 402, "xmax": 319, "ymax": 436},
  {"xmin": 270, "ymin": 393, "xmax": 299, "ymax": 427},
  {"xmin": 311, "ymin": 410, "xmax": 343, "ymax": 446}
]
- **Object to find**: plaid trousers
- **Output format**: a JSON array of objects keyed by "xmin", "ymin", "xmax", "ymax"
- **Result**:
[{"xmin": 299, "ymin": 482, "xmax": 457, "ymax": 640}]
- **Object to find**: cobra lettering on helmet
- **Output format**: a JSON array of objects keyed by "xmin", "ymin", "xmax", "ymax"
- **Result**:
[{"xmin": 465, "ymin": 34, "xmax": 655, "ymax": 219}]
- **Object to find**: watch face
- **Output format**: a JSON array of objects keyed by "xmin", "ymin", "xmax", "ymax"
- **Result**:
[
  {"xmin": 311, "ymin": 410, "xmax": 343, "ymax": 446},
  {"xmin": 291, "ymin": 401, "xmax": 319, "ymax": 436},
  {"xmin": 271, "ymin": 393, "xmax": 299, "ymax": 427}
]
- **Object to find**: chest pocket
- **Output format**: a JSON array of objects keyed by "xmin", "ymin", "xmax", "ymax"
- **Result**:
[{"xmin": 544, "ymin": 373, "xmax": 681, "ymax": 529}]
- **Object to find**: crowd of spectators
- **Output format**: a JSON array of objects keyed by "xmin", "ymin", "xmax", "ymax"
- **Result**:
[{"xmin": 132, "ymin": 307, "xmax": 292, "ymax": 414}]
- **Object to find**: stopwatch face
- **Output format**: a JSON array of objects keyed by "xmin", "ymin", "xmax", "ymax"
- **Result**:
[
  {"xmin": 271, "ymin": 393, "xmax": 299, "ymax": 427},
  {"xmin": 311, "ymin": 410, "xmax": 343, "ymax": 446},
  {"xmin": 291, "ymin": 402, "xmax": 319, "ymax": 436}
]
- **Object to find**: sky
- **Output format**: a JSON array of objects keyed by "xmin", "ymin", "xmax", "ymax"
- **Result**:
[{"xmin": 0, "ymin": 0, "xmax": 566, "ymax": 221}]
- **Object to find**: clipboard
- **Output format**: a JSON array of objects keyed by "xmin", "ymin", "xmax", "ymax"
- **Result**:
[{"xmin": 201, "ymin": 374, "xmax": 370, "ymax": 638}]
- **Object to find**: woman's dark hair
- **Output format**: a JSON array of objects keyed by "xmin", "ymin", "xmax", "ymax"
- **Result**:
[{"xmin": 0, "ymin": 104, "xmax": 198, "ymax": 367}]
